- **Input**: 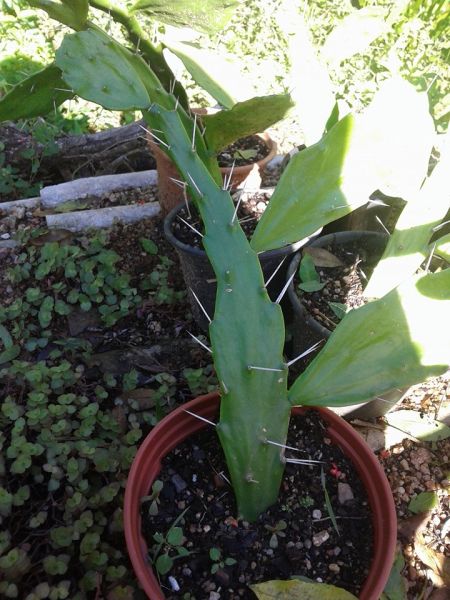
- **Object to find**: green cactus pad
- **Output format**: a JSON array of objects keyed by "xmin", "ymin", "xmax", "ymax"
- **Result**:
[
  {"xmin": 250, "ymin": 114, "xmax": 373, "ymax": 252},
  {"xmin": 0, "ymin": 65, "xmax": 74, "ymax": 122},
  {"xmin": 146, "ymin": 105, "xmax": 291, "ymax": 521},
  {"xmin": 202, "ymin": 94, "xmax": 294, "ymax": 152},
  {"xmin": 28, "ymin": 0, "xmax": 89, "ymax": 30},
  {"xmin": 131, "ymin": 0, "xmax": 240, "ymax": 35},
  {"xmin": 289, "ymin": 269, "xmax": 450, "ymax": 407},
  {"xmin": 55, "ymin": 30, "xmax": 165, "ymax": 110}
]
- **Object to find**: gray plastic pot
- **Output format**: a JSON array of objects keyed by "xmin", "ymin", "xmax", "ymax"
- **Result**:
[
  {"xmin": 164, "ymin": 202, "xmax": 318, "ymax": 330},
  {"xmin": 287, "ymin": 231, "xmax": 410, "ymax": 419}
]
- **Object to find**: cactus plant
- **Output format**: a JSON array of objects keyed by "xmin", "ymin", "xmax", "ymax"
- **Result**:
[
  {"xmin": 2, "ymin": 13, "xmax": 449, "ymax": 522},
  {"xmin": 0, "ymin": 0, "xmax": 291, "ymax": 148}
]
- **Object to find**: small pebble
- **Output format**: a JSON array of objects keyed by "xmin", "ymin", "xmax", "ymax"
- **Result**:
[
  {"xmin": 329, "ymin": 563, "xmax": 340, "ymax": 573},
  {"xmin": 0, "ymin": 233, "xmax": 10, "ymax": 239},
  {"xmin": 171, "ymin": 473, "xmax": 187, "ymax": 493},
  {"xmin": 312, "ymin": 509, "xmax": 322, "ymax": 519},
  {"xmin": 338, "ymin": 482, "xmax": 354, "ymax": 504},
  {"xmin": 312, "ymin": 530, "xmax": 330, "ymax": 547}
]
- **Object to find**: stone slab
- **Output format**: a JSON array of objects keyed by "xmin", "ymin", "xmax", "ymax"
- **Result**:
[
  {"xmin": 46, "ymin": 202, "xmax": 160, "ymax": 232},
  {"xmin": 41, "ymin": 170, "xmax": 158, "ymax": 208}
]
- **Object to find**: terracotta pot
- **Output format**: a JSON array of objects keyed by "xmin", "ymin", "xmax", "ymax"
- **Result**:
[
  {"xmin": 150, "ymin": 131, "xmax": 277, "ymax": 216},
  {"xmin": 124, "ymin": 392, "xmax": 396, "ymax": 600},
  {"xmin": 286, "ymin": 231, "xmax": 410, "ymax": 419}
]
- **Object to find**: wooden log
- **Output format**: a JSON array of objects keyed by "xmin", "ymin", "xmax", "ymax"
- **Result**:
[{"xmin": 0, "ymin": 119, "xmax": 155, "ymax": 189}]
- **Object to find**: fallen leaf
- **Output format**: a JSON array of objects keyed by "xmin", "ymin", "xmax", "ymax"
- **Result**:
[
  {"xmin": 415, "ymin": 532, "xmax": 450, "ymax": 586},
  {"xmin": 380, "ymin": 551, "xmax": 407, "ymax": 600},
  {"xmin": 120, "ymin": 388, "xmax": 156, "ymax": 410},
  {"xmin": 30, "ymin": 229, "xmax": 74, "ymax": 245},
  {"xmin": 398, "ymin": 511, "xmax": 431, "ymax": 540},
  {"xmin": 304, "ymin": 246, "xmax": 344, "ymax": 267},
  {"xmin": 67, "ymin": 308, "xmax": 101, "ymax": 336},
  {"xmin": 250, "ymin": 579, "xmax": 358, "ymax": 599},
  {"xmin": 385, "ymin": 410, "xmax": 450, "ymax": 442},
  {"xmin": 408, "ymin": 491, "xmax": 439, "ymax": 515},
  {"xmin": 54, "ymin": 200, "xmax": 88, "ymax": 213}
]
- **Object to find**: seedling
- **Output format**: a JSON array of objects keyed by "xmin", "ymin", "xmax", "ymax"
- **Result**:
[
  {"xmin": 297, "ymin": 254, "xmax": 326, "ymax": 293},
  {"xmin": 209, "ymin": 547, "xmax": 237, "ymax": 574},
  {"xmin": 151, "ymin": 509, "xmax": 190, "ymax": 576},
  {"xmin": 141, "ymin": 480, "xmax": 163, "ymax": 517},
  {"xmin": 264, "ymin": 520, "xmax": 287, "ymax": 549}
]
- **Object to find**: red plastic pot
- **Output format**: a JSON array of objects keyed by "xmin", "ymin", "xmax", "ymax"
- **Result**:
[
  {"xmin": 124, "ymin": 392, "xmax": 396, "ymax": 599},
  {"xmin": 150, "ymin": 131, "xmax": 277, "ymax": 216}
]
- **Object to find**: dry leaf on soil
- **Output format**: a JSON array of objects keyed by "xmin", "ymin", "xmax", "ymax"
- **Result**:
[
  {"xmin": 385, "ymin": 410, "xmax": 450, "ymax": 442},
  {"xmin": 415, "ymin": 531, "xmax": 450, "ymax": 587},
  {"xmin": 303, "ymin": 246, "xmax": 344, "ymax": 267},
  {"xmin": 251, "ymin": 579, "xmax": 358, "ymax": 599}
]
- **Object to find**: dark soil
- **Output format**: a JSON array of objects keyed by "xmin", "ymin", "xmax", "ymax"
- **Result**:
[
  {"xmin": 169, "ymin": 191, "xmax": 271, "ymax": 248},
  {"xmin": 296, "ymin": 240, "xmax": 385, "ymax": 330},
  {"xmin": 217, "ymin": 135, "xmax": 270, "ymax": 168},
  {"xmin": 142, "ymin": 410, "xmax": 373, "ymax": 599}
]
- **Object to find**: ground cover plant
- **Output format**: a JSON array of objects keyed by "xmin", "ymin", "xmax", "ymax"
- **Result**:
[{"xmin": 0, "ymin": 218, "xmax": 217, "ymax": 598}]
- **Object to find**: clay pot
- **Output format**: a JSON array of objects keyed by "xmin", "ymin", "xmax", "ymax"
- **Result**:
[
  {"xmin": 286, "ymin": 231, "xmax": 410, "ymax": 419},
  {"xmin": 124, "ymin": 392, "xmax": 397, "ymax": 600},
  {"xmin": 150, "ymin": 131, "xmax": 277, "ymax": 215}
]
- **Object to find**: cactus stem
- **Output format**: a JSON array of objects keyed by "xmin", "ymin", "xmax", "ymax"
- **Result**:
[
  {"xmin": 189, "ymin": 287, "xmax": 212, "ymax": 323},
  {"xmin": 264, "ymin": 257, "xmax": 286, "ymax": 288},
  {"xmin": 425, "ymin": 243, "xmax": 436, "ymax": 272},
  {"xmin": 286, "ymin": 340, "xmax": 324, "ymax": 367},
  {"xmin": 247, "ymin": 365, "xmax": 284, "ymax": 372},
  {"xmin": 191, "ymin": 113, "xmax": 197, "ymax": 151},
  {"xmin": 183, "ymin": 409, "xmax": 216, "ymax": 426},
  {"xmin": 375, "ymin": 215, "xmax": 390, "ymax": 235},
  {"xmin": 222, "ymin": 160, "xmax": 236, "ymax": 191},
  {"xmin": 187, "ymin": 331, "xmax": 212, "ymax": 353},
  {"xmin": 177, "ymin": 215, "xmax": 203, "ymax": 238},
  {"xmin": 187, "ymin": 172, "xmax": 203, "ymax": 197},
  {"xmin": 432, "ymin": 219, "xmax": 450, "ymax": 232},
  {"xmin": 265, "ymin": 439, "xmax": 307, "ymax": 453},
  {"xmin": 275, "ymin": 271, "xmax": 296, "ymax": 304}
]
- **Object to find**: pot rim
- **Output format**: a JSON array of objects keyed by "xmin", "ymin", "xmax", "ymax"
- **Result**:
[
  {"xmin": 124, "ymin": 392, "xmax": 396, "ymax": 600},
  {"xmin": 164, "ymin": 201, "xmax": 318, "ymax": 260}
]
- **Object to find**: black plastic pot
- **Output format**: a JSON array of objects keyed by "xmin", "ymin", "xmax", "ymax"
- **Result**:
[
  {"xmin": 164, "ymin": 202, "xmax": 318, "ymax": 330},
  {"xmin": 287, "ymin": 231, "xmax": 410, "ymax": 419}
]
